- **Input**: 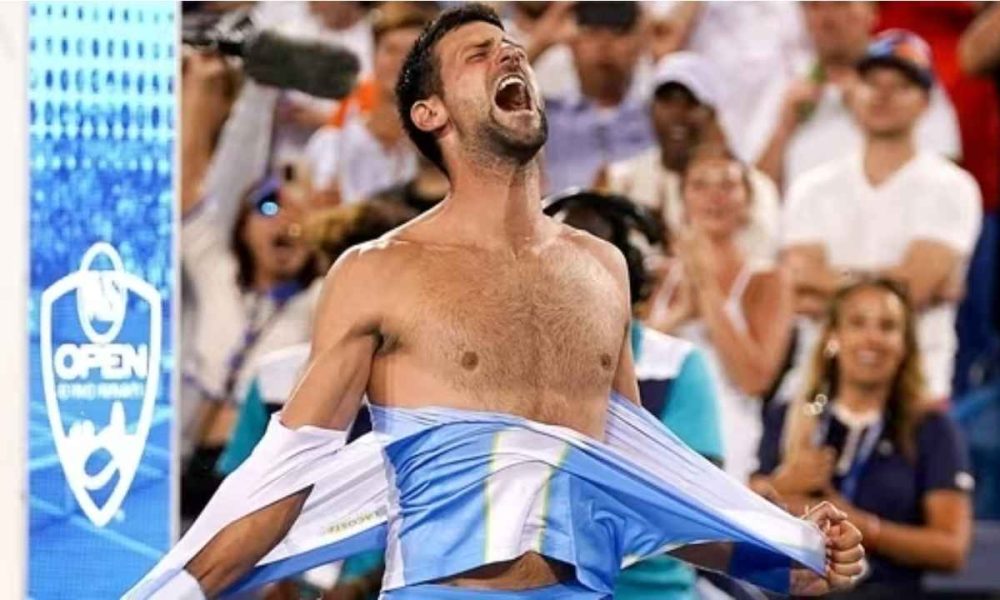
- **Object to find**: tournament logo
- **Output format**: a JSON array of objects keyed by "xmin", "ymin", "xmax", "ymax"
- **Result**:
[{"xmin": 39, "ymin": 242, "xmax": 162, "ymax": 527}]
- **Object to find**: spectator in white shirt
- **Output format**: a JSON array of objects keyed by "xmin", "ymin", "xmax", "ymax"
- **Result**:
[
  {"xmin": 752, "ymin": 2, "xmax": 961, "ymax": 189},
  {"xmin": 303, "ymin": 3, "xmax": 432, "ymax": 205},
  {"xmin": 646, "ymin": 1, "xmax": 813, "ymax": 162},
  {"xmin": 606, "ymin": 52, "xmax": 781, "ymax": 262},
  {"xmin": 646, "ymin": 145, "xmax": 795, "ymax": 482},
  {"xmin": 781, "ymin": 30, "xmax": 982, "ymax": 402}
]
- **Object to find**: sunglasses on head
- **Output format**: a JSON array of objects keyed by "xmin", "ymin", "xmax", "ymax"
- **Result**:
[
  {"xmin": 248, "ymin": 176, "xmax": 283, "ymax": 218},
  {"xmin": 255, "ymin": 191, "xmax": 281, "ymax": 217}
]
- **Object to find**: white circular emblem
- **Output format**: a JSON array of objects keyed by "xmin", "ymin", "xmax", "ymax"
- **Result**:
[
  {"xmin": 955, "ymin": 471, "xmax": 976, "ymax": 492},
  {"xmin": 75, "ymin": 242, "xmax": 128, "ymax": 344}
]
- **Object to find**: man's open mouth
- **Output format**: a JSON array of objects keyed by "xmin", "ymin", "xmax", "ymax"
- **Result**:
[
  {"xmin": 666, "ymin": 124, "xmax": 693, "ymax": 143},
  {"xmin": 273, "ymin": 234, "xmax": 296, "ymax": 250},
  {"xmin": 494, "ymin": 73, "xmax": 532, "ymax": 113}
]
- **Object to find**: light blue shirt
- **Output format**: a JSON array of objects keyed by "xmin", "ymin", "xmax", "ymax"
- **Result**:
[{"xmin": 543, "ymin": 93, "xmax": 654, "ymax": 194}]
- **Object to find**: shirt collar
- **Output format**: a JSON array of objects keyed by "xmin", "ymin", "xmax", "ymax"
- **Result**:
[
  {"xmin": 831, "ymin": 402, "xmax": 883, "ymax": 429},
  {"xmin": 550, "ymin": 74, "xmax": 651, "ymax": 114},
  {"xmin": 269, "ymin": 280, "xmax": 303, "ymax": 304}
]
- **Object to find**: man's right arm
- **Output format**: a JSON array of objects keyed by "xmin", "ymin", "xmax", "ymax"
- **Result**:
[
  {"xmin": 753, "ymin": 79, "xmax": 822, "ymax": 188},
  {"xmin": 180, "ymin": 52, "xmax": 237, "ymax": 218},
  {"xmin": 185, "ymin": 247, "xmax": 382, "ymax": 597},
  {"xmin": 959, "ymin": 5, "xmax": 1000, "ymax": 76},
  {"xmin": 782, "ymin": 244, "xmax": 849, "ymax": 318}
]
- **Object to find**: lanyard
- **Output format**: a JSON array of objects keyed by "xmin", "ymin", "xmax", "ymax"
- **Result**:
[
  {"xmin": 220, "ymin": 284, "xmax": 301, "ymax": 400},
  {"xmin": 184, "ymin": 282, "xmax": 301, "ymax": 404},
  {"xmin": 813, "ymin": 409, "xmax": 885, "ymax": 503}
]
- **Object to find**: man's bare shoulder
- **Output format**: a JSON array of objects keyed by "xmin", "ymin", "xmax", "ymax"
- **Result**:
[
  {"xmin": 315, "ymin": 233, "xmax": 420, "ymax": 311},
  {"xmin": 555, "ymin": 223, "xmax": 630, "ymax": 287},
  {"xmin": 325, "ymin": 227, "xmax": 426, "ymax": 279}
]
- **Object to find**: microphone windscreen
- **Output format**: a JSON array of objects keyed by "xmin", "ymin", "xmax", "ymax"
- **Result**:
[{"xmin": 243, "ymin": 30, "xmax": 360, "ymax": 100}]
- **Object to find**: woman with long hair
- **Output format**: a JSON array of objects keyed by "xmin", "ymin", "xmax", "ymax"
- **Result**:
[
  {"xmin": 752, "ymin": 278, "xmax": 973, "ymax": 598},
  {"xmin": 646, "ymin": 146, "xmax": 794, "ymax": 482}
]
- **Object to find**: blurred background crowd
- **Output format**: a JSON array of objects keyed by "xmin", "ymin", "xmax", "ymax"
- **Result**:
[{"xmin": 178, "ymin": 1, "xmax": 1000, "ymax": 598}]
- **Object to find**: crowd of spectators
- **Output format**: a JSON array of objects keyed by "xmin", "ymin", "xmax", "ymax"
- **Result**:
[{"xmin": 180, "ymin": 2, "xmax": 1000, "ymax": 598}]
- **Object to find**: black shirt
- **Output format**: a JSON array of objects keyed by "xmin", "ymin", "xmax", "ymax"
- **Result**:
[{"xmin": 756, "ymin": 404, "xmax": 973, "ymax": 593}]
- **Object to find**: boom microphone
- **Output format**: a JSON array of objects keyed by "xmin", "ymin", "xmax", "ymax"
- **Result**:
[
  {"xmin": 236, "ymin": 30, "xmax": 360, "ymax": 100},
  {"xmin": 183, "ymin": 10, "xmax": 360, "ymax": 100}
]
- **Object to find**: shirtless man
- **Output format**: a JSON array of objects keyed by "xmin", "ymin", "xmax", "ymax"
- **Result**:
[{"xmin": 181, "ymin": 5, "xmax": 863, "ymax": 597}]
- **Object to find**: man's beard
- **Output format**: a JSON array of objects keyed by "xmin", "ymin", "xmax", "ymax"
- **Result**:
[{"xmin": 476, "ymin": 108, "xmax": 549, "ymax": 165}]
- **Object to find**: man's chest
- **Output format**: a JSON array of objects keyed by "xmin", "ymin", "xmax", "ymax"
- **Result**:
[{"xmin": 382, "ymin": 249, "xmax": 628, "ymax": 387}]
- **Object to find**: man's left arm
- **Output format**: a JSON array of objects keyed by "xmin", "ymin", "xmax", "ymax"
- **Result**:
[
  {"xmin": 880, "ymin": 240, "xmax": 965, "ymax": 309},
  {"xmin": 667, "ymin": 502, "xmax": 865, "ymax": 596},
  {"xmin": 612, "ymin": 322, "xmax": 641, "ymax": 405},
  {"xmin": 882, "ymin": 174, "xmax": 982, "ymax": 308},
  {"xmin": 587, "ymin": 234, "xmax": 641, "ymax": 405}
]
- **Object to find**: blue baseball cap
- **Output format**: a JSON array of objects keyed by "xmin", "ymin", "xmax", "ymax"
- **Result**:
[{"xmin": 857, "ymin": 29, "xmax": 934, "ymax": 90}]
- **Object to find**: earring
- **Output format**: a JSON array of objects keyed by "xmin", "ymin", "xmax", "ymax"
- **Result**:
[{"xmin": 824, "ymin": 339, "xmax": 840, "ymax": 359}]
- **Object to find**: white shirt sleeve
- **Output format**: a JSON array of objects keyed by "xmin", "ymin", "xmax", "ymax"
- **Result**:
[
  {"xmin": 201, "ymin": 81, "xmax": 281, "ymax": 232},
  {"xmin": 181, "ymin": 196, "xmax": 226, "ymax": 261},
  {"xmin": 912, "ymin": 165, "xmax": 982, "ymax": 255},
  {"xmin": 304, "ymin": 126, "xmax": 343, "ymax": 191},
  {"xmin": 181, "ymin": 81, "xmax": 279, "ymax": 292},
  {"xmin": 780, "ymin": 172, "xmax": 828, "ymax": 248},
  {"xmin": 181, "ymin": 196, "xmax": 235, "ymax": 302}
]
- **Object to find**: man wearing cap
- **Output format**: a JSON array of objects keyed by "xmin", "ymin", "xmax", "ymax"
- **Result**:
[
  {"xmin": 781, "ymin": 30, "xmax": 982, "ymax": 403},
  {"xmin": 750, "ymin": 2, "xmax": 961, "ymax": 189},
  {"xmin": 605, "ymin": 52, "xmax": 781, "ymax": 262},
  {"xmin": 541, "ymin": 1, "xmax": 654, "ymax": 194}
]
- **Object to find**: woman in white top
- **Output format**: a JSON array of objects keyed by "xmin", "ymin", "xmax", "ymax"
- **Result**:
[{"xmin": 647, "ymin": 146, "xmax": 794, "ymax": 482}]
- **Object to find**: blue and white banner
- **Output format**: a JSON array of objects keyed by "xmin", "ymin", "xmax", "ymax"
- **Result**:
[{"xmin": 27, "ymin": 3, "xmax": 176, "ymax": 598}]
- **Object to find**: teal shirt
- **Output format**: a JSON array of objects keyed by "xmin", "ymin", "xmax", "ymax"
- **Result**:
[
  {"xmin": 615, "ymin": 322, "xmax": 724, "ymax": 599},
  {"xmin": 217, "ymin": 378, "xmax": 270, "ymax": 475}
]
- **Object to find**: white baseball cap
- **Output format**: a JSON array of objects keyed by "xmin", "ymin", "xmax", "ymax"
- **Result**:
[{"xmin": 651, "ymin": 51, "xmax": 724, "ymax": 110}]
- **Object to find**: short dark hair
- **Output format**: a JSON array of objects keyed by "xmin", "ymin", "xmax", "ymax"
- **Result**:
[
  {"xmin": 575, "ymin": 1, "xmax": 639, "ymax": 32},
  {"xmin": 395, "ymin": 3, "xmax": 504, "ymax": 175}
]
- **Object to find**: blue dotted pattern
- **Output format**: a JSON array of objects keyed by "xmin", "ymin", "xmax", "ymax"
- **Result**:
[{"xmin": 27, "ymin": 3, "xmax": 176, "ymax": 598}]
